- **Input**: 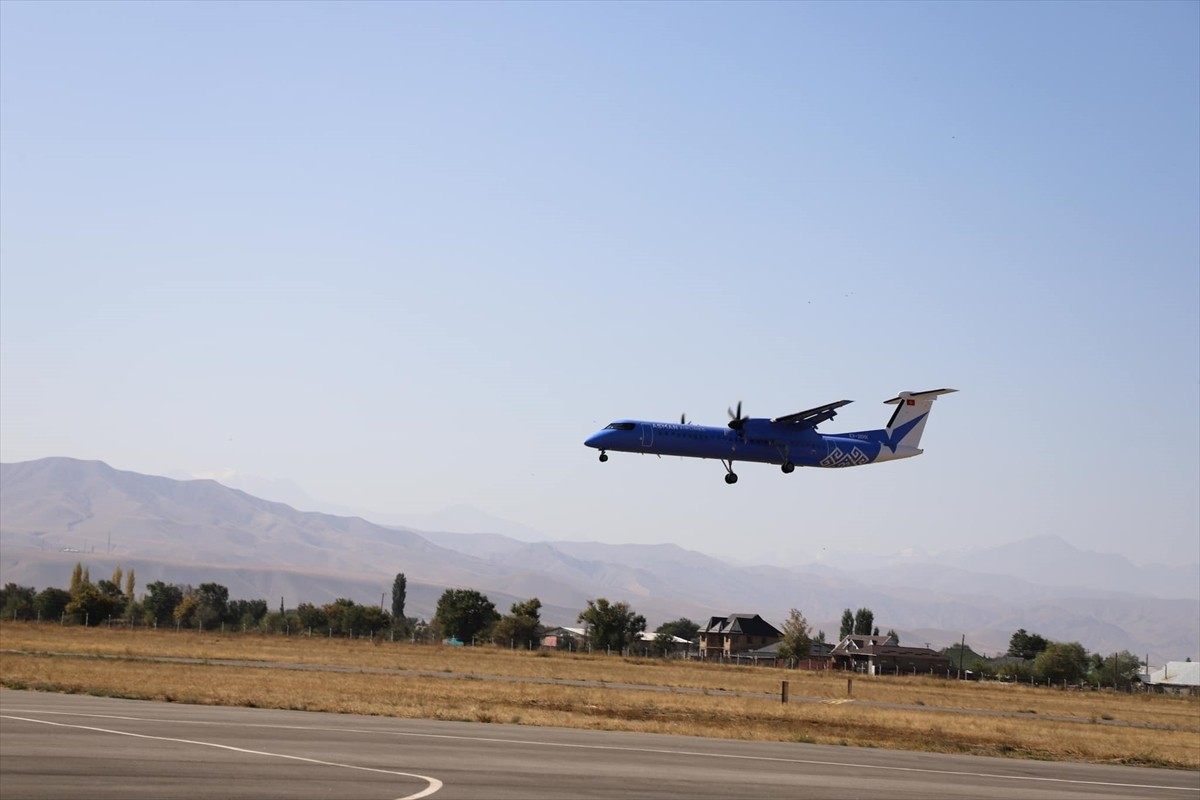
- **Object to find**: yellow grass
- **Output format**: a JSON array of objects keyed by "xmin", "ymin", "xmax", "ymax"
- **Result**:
[{"xmin": 2, "ymin": 623, "xmax": 1197, "ymax": 769}]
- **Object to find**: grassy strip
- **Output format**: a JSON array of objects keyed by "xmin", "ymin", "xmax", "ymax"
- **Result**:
[{"xmin": 1, "ymin": 624, "xmax": 1197, "ymax": 769}]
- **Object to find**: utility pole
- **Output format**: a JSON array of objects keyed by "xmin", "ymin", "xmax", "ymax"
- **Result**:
[{"xmin": 959, "ymin": 634, "xmax": 966, "ymax": 679}]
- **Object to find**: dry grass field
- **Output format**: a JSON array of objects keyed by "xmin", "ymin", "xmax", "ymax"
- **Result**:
[{"xmin": 2, "ymin": 623, "xmax": 1197, "ymax": 769}]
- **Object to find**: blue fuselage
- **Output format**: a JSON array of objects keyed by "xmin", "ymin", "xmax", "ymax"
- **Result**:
[{"xmin": 584, "ymin": 420, "xmax": 917, "ymax": 468}]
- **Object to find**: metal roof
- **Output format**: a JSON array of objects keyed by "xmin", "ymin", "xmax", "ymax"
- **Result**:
[{"xmin": 1145, "ymin": 661, "xmax": 1200, "ymax": 686}]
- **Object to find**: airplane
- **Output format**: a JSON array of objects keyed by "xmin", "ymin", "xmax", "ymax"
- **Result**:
[{"xmin": 584, "ymin": 388, "xmax": 956, "ymax": 484}]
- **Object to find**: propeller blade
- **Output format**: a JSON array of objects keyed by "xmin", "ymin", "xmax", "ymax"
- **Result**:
[{"xmin": 727, "ymin": 401, "xmax": 746, "ymax": 430}]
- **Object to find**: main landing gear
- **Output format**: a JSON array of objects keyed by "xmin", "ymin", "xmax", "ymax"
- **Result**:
[
  {"xmin": 722, "ymin": 460, "xmax": 738, "ymax": 484},
  {"xmin": 781, "ymin": 462, "xmax": 795, "ymax": 474},
  {"xmin": 598, "ymin": 451, "xmax": 608, "ymax": 462}
]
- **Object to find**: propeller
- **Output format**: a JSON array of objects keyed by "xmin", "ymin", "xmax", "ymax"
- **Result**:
[{"xmin": 727, "ymin": 401, "xmax": 748, "ymax": 431}]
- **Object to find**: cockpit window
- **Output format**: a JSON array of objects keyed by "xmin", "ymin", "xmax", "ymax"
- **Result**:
[{"xmin": 605, "ymin": 422, "xmax": 636, "ymax": 431}]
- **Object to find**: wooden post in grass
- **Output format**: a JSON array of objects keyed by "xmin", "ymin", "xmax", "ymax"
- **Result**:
[
  {"xmin": 781, "ymin": 680, "xmax": 789, "ymax": 704},
  {"xmin": 847, "ymin": 677, "xmax": 853, "ymax": 697}
]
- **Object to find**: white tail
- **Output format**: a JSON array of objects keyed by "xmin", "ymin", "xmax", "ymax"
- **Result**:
[{"xmin": 883, "ymin": 389, "xmax": 957, "ymax": 449}]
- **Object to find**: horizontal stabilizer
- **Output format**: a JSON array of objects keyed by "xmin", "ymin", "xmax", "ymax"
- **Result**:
[
  {"xmin": 771, "ymin": 399, "xmax": 852, "ymax": 429},
  {"xmin": 883, "ymin": 388, "xmax": 958, "ymax": 405}
]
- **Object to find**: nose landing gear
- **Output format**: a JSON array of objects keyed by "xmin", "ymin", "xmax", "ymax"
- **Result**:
[{"xmin": 598, "ymin": 451, "xmax": 608, "ymax": 463}]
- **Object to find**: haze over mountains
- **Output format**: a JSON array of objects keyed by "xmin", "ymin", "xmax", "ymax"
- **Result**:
[{"xmin": 2, "ymin": 457, "xmax": 1196, "ymax": 664}]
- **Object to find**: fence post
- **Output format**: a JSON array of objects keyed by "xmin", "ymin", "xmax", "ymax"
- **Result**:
[
  {"xmin": 781, "ymin": 680, "xmax": 789, "ymax": 704},
  {"xmin": 847, "ymin": 677, "xmax": 853, "ymax": 697}
]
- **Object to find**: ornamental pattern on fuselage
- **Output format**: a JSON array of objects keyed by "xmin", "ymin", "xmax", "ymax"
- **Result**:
[{"xmin": 820, "ymin": 445, "xmax": 872, "ymax": 468}]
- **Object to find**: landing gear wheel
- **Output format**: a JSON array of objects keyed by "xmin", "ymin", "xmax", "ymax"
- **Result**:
[
  {"xmin": 599, "ymin": 452, "xmax": 609, "ymax": 463},
  {"xmin": 724, "ymin": 472, "xmax": 738, "ymax": 485},
  {"xmin": 781, "ymin": 462, "xmax": 795, "ymax": 474}
]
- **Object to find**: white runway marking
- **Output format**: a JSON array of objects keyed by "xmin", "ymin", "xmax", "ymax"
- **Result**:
[
  {"xmin": 1, "ymin": 714, "xmax": 443, "ymax": 800},
  {"xmin": 6, "ymin": 707, "xmax": 1198, "ymax": 794}
]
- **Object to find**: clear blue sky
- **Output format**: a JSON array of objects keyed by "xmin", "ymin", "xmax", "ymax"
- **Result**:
[{"xmin": 2, "ymin": 1, "xmax": 1197, "ymax": 566}]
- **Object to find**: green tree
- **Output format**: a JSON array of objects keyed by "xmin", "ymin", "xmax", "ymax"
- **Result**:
[
  {"xmin": 295, "ymin": 602, "xmax": 328, "ymax": 631},
  {"xmin": 655, "ymin": 617, "xmax": 700, "ymax": 642},
  {"xmin": 143, "ymin": 582, "xmax": 184, "ymax": 626},
  {"xmin": 777, "ymin": 608, "xmax": 814, "ymax": 663},
  {"xmin": 649, "ymin": 618, "xmax": 698, "ymax": 657},
  {"xmin": 1033, "ymin": 641, "xmax": 1089, "ymax": 684},
  {"xmin": 355, "ymin": 605, "xmax": 391, "ymax": 637},
  {"xmin": 885, "ymin": 628, "xmax": 900, "ymax": 644},
  {"xmin": 324, "ymin": 598, "xmax": 388, "ymax": 637},
  {"xmin": 94, "ymin": 579, "xmax": 126, "ymax": 617},
  {"xmin": 971, "ymin": 658, "xmax": 997, "ymax": 679},
  {"xmin": 1090, "ymin": 650, "xmax": 1142, "ymax": 689},
  {"xmin": 1007, "ymin": 628, "xmax": 1050, "ymax": 660},
  {"xmin": 493, "ymin": 598, "xmax": 542, "ymax": 649},
  {"xmin": 66, "ymin": 584, "xmax": 119, "ymax": 625},
  {"xmin": 228, "ymin": 599, "xmax": 269, "ymax": 628},
  {"xmin": 998, "ymin": 659, "xmax": 1033, "ymax": 682},
  {"xmin": 193, "ymin": 583, "xmax": 229, "ymax": 628},
  {"xmin": 260, "ymin": 610, "xmax": 298, "ymax": 633},
  {"xmin": 69, "ymin": 563, "xmax": 84, "ymax": 595},
  {"xmin": 649, "ymin": 630, "xmax": 678, "ymax": 657},
  {"xmin": 434, "ymin": 589, "xmax": 499, "ymax": 643},
  {"xmin": 853, "ymin": 608, "xmax": 875, "ymax": 636},
  {"xmin": 577, "ymin": 598, "xmax": 645, "ymax": 653},
  {"xmin": 1, "ymin": 583, "xmax": 36, "ymax": 620},
  {"xmin": 392, "ymin": 573, "xmax": 407, "ymax": 620},
  {"xmin": 323, "ymin": 598, "xmax": 358, "ymax": 635},
  {"xmin": 173, "ymin": 595, "xmax": 197, "ymax": 628},
  {"xmin": 123, "ymin": 568, "xmax": 136, "ymax": 605},
  {"xmin": 839, "ymin": 608, "xmax": 854, "ymax": 640},
  {"xmin": 34, "ymin": 587, "xmax": 72, "ymax": 621}
]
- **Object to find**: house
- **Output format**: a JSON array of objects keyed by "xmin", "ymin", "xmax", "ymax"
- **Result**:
[
  {"xmin": 699, "ymin": 614, "xmax": 782, "ymax": 658},
  {"xmin": 633, "ymin": 630, "xmax": 693, "ymax": 656},
  {"xmin": 540, "ymin": 626, "xmax": 691, "ymax": 655},
  {"xmin": 830, "ymin": 634, "xmax": 954, "ymax": 676},
  {"xmin": 1139, "ymin": 661, "xmax": 1200, "ymax": 695},
  {"xmin": 540, "ymin": 626, "xmax": 587, "ymax": 651},
  {"xmin": 799, "ymin": 638, "xmax": 836, "ymax": 668}
]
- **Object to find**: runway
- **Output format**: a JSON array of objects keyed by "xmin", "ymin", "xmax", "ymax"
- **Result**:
[{"xmin": 2, "ymin": 690, "xmax": 1197, "ymax": 799}]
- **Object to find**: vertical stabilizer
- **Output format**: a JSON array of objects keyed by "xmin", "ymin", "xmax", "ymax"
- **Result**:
[{"xmin": 883, "ymin": 388, "xmax": 957, "ymax": 450}]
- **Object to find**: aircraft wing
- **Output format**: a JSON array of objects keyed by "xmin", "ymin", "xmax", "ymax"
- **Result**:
[{"xmin": 770, "ymin": 399, "xmax": 852, "ymax": 429}]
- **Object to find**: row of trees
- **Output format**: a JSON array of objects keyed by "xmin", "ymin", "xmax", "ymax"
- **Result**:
[
  {"xmin": 0, "ymin": 567, "xmax": 403, "ymax": 638},
  {"xmin": 430, "ymin": 589, "xmax": 662, "ymax": 655},
  {"xmin": 837, "ymin": 607, "xmax": 898, "ymax": 642},
  {"xmin": 3, "ymin": 568, "xmax": 688, "ymax": 656},
  {"xmin": 2, "ymin": 565, "xmax": 138, "ymax": 626},
  {"xmin": 1, "ymin": 569, "xmax": 659, "ymax": 652},
  {"xmin": 981, "ymin": 627, "xmax": 1144, "ymax": 689},
  {"xmin": 0, "ymin": 572, "xmax": 1150, "ymax": 687}
]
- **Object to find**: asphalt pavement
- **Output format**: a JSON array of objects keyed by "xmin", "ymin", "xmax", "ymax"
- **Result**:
[{"xmin": 2, "ymin": 690, "xmax": 1197, "ymax": 800}]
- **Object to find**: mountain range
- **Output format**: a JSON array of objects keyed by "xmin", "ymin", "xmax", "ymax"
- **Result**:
[{"xmin": 1, "ymin": 457, "xmax": 1196, "ymax": 664}]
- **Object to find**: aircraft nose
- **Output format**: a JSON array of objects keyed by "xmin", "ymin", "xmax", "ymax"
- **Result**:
[{"xmin": 584, "ymin": 431, "xmax": 605, "ymax": 449}]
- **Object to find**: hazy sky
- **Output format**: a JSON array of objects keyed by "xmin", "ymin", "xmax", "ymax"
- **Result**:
[{"xmin": 2, "ymin": 1, "xmax": 1197, "ymax": 567}]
